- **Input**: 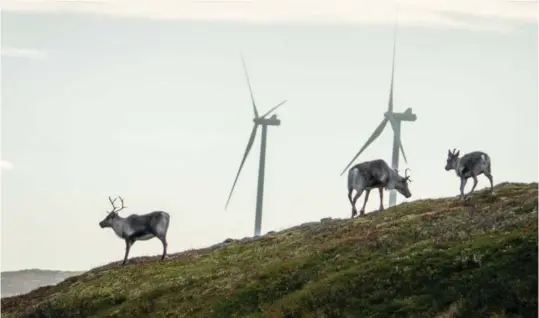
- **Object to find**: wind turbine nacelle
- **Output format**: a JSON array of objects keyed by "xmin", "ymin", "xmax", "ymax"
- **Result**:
[
  {"xmin": 395, "ymin": 111, "xmax": 417, "ymax": 122},
  {"xmin": 384, "ymin": 109, "xmax": 417, "ymax": 122},
  {"xmin": 255, "ymin": 115, "xmax": 281, "ymax": 126}
]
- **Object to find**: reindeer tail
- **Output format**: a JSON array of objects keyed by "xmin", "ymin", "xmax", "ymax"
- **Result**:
[
  {"xmin": 348, "ymin": 167, "xmax": 359, "ymax": 191},
  {"xmin": 484, "ymin": 153, "xmax": 492, "ymax": 173}
]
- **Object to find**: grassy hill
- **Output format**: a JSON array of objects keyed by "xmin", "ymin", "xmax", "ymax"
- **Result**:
[{"xmin": 2, "ymin": 182, "xmax": 537, "ymax": 318}]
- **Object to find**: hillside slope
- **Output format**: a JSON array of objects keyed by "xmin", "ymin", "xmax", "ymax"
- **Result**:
[{"xmin": 2, "ymin": 182, "xmax": 537, "ymax": 318}]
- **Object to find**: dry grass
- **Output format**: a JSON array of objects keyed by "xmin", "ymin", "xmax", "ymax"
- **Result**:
[{"xmin": 2, "ymin": 182, "xmax": 537, "ymax": 318}]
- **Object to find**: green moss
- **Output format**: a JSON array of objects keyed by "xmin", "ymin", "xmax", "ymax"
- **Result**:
[{"xmin": 2, "ymin": 182, "xmax": 537, "ymax": 318}]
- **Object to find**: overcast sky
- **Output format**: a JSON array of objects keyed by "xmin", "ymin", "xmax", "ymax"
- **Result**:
[{"xmin": 1, "ymin": 0, "xmax": 537, "ymax": 271}]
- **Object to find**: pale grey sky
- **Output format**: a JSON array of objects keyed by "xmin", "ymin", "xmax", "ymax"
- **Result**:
[{"xmin": 1, "ymin": 1, "xmax": 537, "ymax": 271}]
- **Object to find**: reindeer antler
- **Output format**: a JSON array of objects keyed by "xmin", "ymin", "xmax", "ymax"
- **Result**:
[
  {"xmin": 404, "ymin": 168, "xmax": 413, "ymax": 182},
  {"xmin": 118, "ymin": 196, "xmax": 125, "ymax": 208},
  {"xmin": 107, "ymin": 196, "xmax": 127, "ymax": 214}
]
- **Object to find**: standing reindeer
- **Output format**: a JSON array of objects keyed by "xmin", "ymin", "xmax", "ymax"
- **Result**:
[
  {"xmin": 99, "ymin": 196, "xmax": 170, "ymax": 266},
  {"xmin": 445, "ymin": 148, "xmax": 494, "ymax": 200},
  {"xmin": 347, "ymin": 159, "xmax": 412, "ymax": 218}
]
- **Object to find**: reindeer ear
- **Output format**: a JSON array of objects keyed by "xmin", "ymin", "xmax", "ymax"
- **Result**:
[
  {"xmin": 455, "ymin": 151, "xmax": 460, "ymax": 157},
  {"xmin": 448, "ymin": 149, "xmax": 451, "ymax": 156}
]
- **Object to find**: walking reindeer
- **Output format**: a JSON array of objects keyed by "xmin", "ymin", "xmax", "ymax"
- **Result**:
[
  {"xmin": 99, "ymin": 196, "xmax": 171, "ymax": 265},
  {"xmin": 347, "ymin": 159, "xmax": 412, "ymax": 218},
  {"xmin": 445, "ymin": 149, "xmax": 494, "ymax": 200}
]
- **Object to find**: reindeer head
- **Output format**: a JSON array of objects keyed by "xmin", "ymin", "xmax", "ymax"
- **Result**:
[
  {"xmin": 394, "ymin": 168, "xmax": 412, "ymax": 199},
  {"xmin": 99, "ymin": 196, "xmax": 127, "ymax": 228},
  {"xmin": 445, "ymin": 148, "xmax": 460, "ymax": 171}
]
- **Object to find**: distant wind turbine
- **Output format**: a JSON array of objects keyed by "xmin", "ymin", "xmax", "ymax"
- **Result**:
[
  {"xmin": 340, "ymin": 19, "xmax": 417, "ymax": 208},
  {"xmin": 224, "ymin": 56, "xmax": 287, "ymax": 237}
]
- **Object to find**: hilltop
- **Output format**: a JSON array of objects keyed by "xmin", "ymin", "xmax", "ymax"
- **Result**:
[
  {"xmin": 2, "ymin": 182, "xmax": 537, "ymax": 318},
  {"xmin": 1, "ymin": 269, "xmax": 83, "ymax": 298}
]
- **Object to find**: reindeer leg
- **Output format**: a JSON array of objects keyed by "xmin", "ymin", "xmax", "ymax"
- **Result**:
[
  {"xmin": 467, "ymin": 175, "xmax": 478, "ymax": 199},
  {"xmin": 484, "ymin": 172, "xmax": 494, "ymax": 193},
  {"xmin": 378, "ymin": 188, "xmax": 384, "ymax": 211},
  {"xmin": 158, "ymin": 236, "xmax": 168, "ymax": 261},
  {"xmin": 459, "ymin": 178, "xmax": 467, "ymax": 200},
  {"xmin": 351, "ymin": 189, "xmax": 363, "ymax": 218},
  {"xmin": 347, "ymin": 188, "xmax": 354, "ymax": 207},
  {"xmin": 360, "ymin": 189, "xmax": 371, "ymax": 216},
  {"xmin": 123, "ymin": 239, "xmax": 133, "ymax": 266}
]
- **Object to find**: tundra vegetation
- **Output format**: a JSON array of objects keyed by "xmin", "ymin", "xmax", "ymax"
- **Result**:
[{"xmin": 1, "ymin": 182, "xmax": 537, "ymax": 318}]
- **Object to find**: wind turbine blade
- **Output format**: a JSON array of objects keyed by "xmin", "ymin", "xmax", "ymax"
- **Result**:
[
  {"xmin": 387, "ymin": 117, "xmax": 408, "ymax": 164},
  {"xmin": 388, "ymin": 18, "xmax": 397, "ymax": 114},
  {"xmin": 399, "ymin": 140, "xmax": 408, "ymax": 164},
  {"xmin": 225, "ymin": 123, "xmax": 259, "ymax": 209},
  {"xmin": 340, "ymin": 118, "xmax": 389, "ymax": 176},
  {"xmin": 241, "ymin": 55, "xmax": 259, "ymax": 118},
  {"xmin": 387, "ymin": 116, "xmax": 408, "ymax": 164},
  {"xmin": 261, "ymin": 100, "xmax": 287, "ymax": 118}
]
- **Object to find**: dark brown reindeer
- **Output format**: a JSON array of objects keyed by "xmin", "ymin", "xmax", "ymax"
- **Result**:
[
  {"xmin": 99, "ymin": 196, "xmax": 170, "ymax": 266},
  {"xmin": 347, "ymin": 159, "xmax": 412, "ymax": 218}
]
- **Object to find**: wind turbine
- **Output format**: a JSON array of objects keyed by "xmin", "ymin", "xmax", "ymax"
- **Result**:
[
  {"xmin": 224, "ymin": 56, "xmax": 287, "ymax": 237},
  {"xmin": 340, "ymin": 19, "xmax": 417, "ymax": 208}
]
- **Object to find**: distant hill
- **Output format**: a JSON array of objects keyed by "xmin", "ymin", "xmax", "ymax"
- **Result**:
[
  {"xmin": 1, "ymin": 182, "xmax": 537, "ymax": 317},
  {"xmin": 1, "ymin": 269, "xmax": 83, "ymax": 298}
]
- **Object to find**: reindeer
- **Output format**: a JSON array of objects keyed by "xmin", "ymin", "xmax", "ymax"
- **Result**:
[
  {"xmin": 347, "ymin": 159, "xmax": 412, "ymax": 218},
  {"xmin": 99, "ymin": 196, "xmax": 170, "ymax": 266},
  {"xmin": 445, "ymin": 148, "xmax": 494, "ymax": 200}
]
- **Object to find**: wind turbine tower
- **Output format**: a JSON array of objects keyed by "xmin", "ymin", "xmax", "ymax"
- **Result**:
[
  {"xmin": 224, "ymin": 56, "xmax": 287, "ymax": 237},
  {"xmin": 340, "ymin": 20, "xmax": 417, "ymax": 208}
]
